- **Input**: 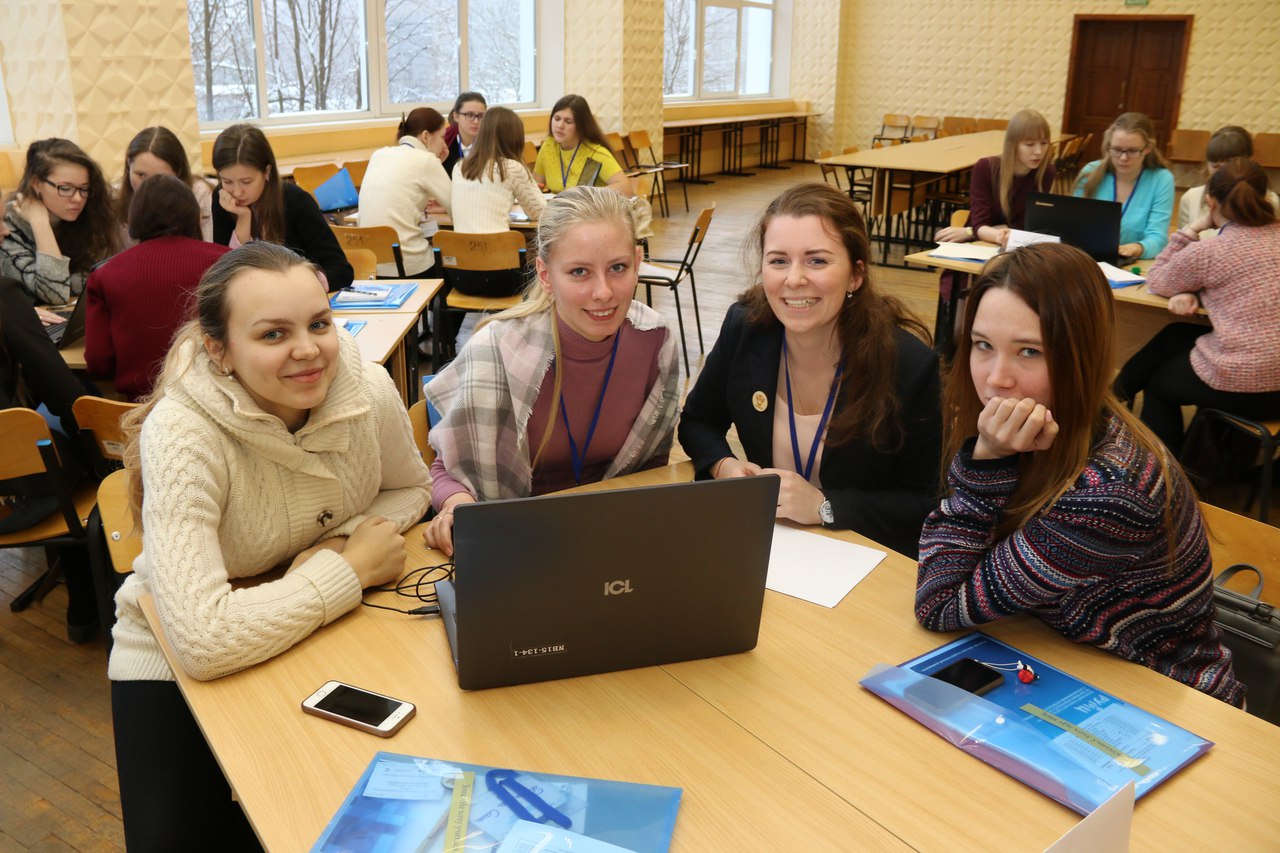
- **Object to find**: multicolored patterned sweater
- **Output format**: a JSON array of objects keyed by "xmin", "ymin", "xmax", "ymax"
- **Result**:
[{"xmin": 916, "ymin": 414, "xmax": 1244, "ymax": 707}]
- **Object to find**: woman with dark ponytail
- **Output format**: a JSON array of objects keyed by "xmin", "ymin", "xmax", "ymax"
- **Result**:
[
  {"xmin": 358, "ymin": 107, "xmax": 453, "ymax": 276},
  {"xmin": 1115, "ymin": 158, "xmax": 1280, "ymax": 451}
]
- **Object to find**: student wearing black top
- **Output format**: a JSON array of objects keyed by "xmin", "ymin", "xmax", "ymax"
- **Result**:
[{"xmin": 210, "ymin": 124, "xmax": 352, "ymax": 291}]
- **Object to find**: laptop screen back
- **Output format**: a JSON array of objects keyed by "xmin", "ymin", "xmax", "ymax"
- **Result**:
[
  {"xmin": 439, "ymin": 476, "xmax": 780, "ymax": 690},
  {"xmin": 313, "ymin": 167, "xmax": 360, "ymax": 213},
  {"xmin": 1024, "ymin": 192, "xmax": 1122, "ymax": 265}
]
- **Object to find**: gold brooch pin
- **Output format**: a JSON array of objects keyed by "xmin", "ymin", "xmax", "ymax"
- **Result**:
[{"xmin": 752, "ymin": 391, "xmax": 768, "ymax": 412}]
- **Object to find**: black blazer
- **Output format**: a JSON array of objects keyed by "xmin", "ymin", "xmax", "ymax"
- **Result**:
[
  {"xmin": 678, "ymin": 302, "xmax": 943, "ymax": 557},
  {"xmin": 441, "ymin": 138, "xmax": 464, "ymax": 178},
  {"xmin": 212, "ymin": 182, "xmax": 353, "ymax": 291}
]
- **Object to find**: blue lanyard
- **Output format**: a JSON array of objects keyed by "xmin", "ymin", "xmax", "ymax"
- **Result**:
[
  {"xmin": 559, "ymin": 330, "xmax": 622, "ymax": 485},
  {"xmin": 782, "ymin": 338, "xmax": 842, "ymax": 482},
  {"xmin": 559, "ymin": 143, "xmax": 581, "ymax": 188},
  {"xmin": 1113, "ymin": 168, "xmax": 1143, "ymax": 217}
]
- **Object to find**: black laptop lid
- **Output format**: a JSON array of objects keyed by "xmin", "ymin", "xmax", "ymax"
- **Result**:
[
  {"xmin": 443, "ymin": 476, "xmax": 780, "ymax": 690},
  {"xmin": 1024, "ymin": 192, "xmax": 1122, "ymax": 265}
]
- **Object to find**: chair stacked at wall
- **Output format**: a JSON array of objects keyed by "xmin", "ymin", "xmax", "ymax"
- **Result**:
[
  {"xmin": 628, "ymin": 129, "xmax": 690, "ymax": 215},
  {"xmin": 431, "ymin": 230, "xmax": 527, "ymax": 365},
  {"xmin": 975, "ymin": 118, "xmax": 1009, "ymax": 132},
  {"xmin": 3, "ymin": 409, "xmax": 99, "ymax": 623},
  {"xmin": 609, "ymin": 131, "xmax": 665, "ymax": 215},
  {"xmin": 872, "ymin": 114, "xmax": 911, "ymax": 146},
  {"xmin": 637, "ymin": 206, "xmax": 714, "ymax": 377},
  {"xmin": 942, "ymin": 116, "xmax": 977, "ymax": 136},
  {"xmin": 911, "ymin": 116, "xmax": 941, "ymax": 140},
  {"xmin": 293, "ymin": 163, "xmax": 340, "ymax": 200},
  {"xmin": 329, "ymin": 224, "xmax": 407, "ymax": 278},
  {"xmin": 1253, "ymin": 133, "xmax": 1280, "ymax": 169},
  {"xmin": 1166, "ymin": 129, "xmax": 1210, "ymax": 164},
  {"xmin": 1180, "ymin": 410, "xmax": 1280, "ymax": 522}
]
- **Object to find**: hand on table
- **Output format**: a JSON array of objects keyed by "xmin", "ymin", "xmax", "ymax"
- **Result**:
[
  {"xmin": 343, "ymin": 517, "xmax": 405, "ymax": 588},
  {"xmin": 973, "ymin": 396, "xmax": 1058, "ymax": 460},
  {"xmin": 35, "ymin": 306, "xmax": 66, "ymax": 325},
  {"xmin": 713, "ymin": 457, "xmax": 764, "ymax": 479},
  {"xmin": 934, "ymin": 226, "xmax": 970, "ymax": 243},
  {"xmin": 1167, "ymin": 293, "xmax": 1200, "ymax": 317},
  {"xmin": 1118, "ymin": 242, "xmax": 1144, "ymax": 262},
  {"xmin": 423, "ymin": 494, "xmax": 475, "ymax": 558},
  {"xmin": 760, "ymin": 468, "xmax": 824, "ymax": 525},
  {"xmin": 992, "ymin": 227, "xmax": 1011, "ymax": 248}
]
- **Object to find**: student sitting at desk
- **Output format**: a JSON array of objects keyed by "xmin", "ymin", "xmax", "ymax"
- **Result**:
[
  {"xmin": 210, "ymin": 123, "xmax": 354, "ymax": 290},
  {"xmin": 1177, "ymin": 125, "xmax": 1279, "ymax": 237},
  {"xmin": 85, "ymin": 175, "xmax": 229, "ymax": 401},
  {"xmin": 934, "ymin": 109, "xmax": 1055, "ymax": 246},
  {"xmin": 1073, "ymin": 112, "xmax": 1174, "ymax": 261},
  {"xmin": 107, "ymin": 242, "xmax": 430, "ymax": 852},
  {"xmin": 533, "ymin": 95, "xmax": 634, "ymax": 196},
  {"xmin": 1114, "ymin": 158, "xmax": 1280, "ymax": 453},
  {"xmin": 441, "ymin": 90, "xmax": 487, "ymax": 177},
  {"xmin": 424, "ymin": 186, "xmax": 678, "ymax": 556},
  {"xmin": 115, "ymin": 126, "xmax": 214, "ymax": 244},
  {"xmin": 359, "ymin": 107, "xmax": 454, "ymax": 277},
  {"xmin": 1, "ymin": 138, "xmax": 120, "ymax": 305},
  {"xmin": 916, "ymin": 243, "xmax": 1243, "ymax": 707},
  {"xmin": 451, "ymin": 106, "xmax": 547, "ymax": 233},
  {"xmin": 678, "ymin": 183, "xmax": 942, "ymax": 558}
]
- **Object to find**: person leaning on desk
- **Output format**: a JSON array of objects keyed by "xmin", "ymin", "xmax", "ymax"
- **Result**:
[
  {"xmin": 106, "ymin": 242, "xmax": 430, "ymax": 852},
  {"xmin": 1073, "ymin": 112, "xmax": 1175, "ymax": 262},
  {"xmin": 678, "ymin": 183, "xmax": 942, "ymax": 558},
  {"xmin": 533, "ymin": 94, "xmax": 634, "ymax": 196}
]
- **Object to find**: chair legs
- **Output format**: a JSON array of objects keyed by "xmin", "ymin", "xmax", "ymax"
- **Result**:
[
  {"xmin": 10, "ymin": 547, "xmax": 63, "ymax": 612},
  {"xmin": 669, "ymin": 285, "xmax": 691, "ymax": 377},
  {"xmin": 686, "ymin": 271, "xmax": 704, "ymax": 353},
  {"xmin": 1179, "ymin": 409, "xmax": 1277, "ymax": 522}
]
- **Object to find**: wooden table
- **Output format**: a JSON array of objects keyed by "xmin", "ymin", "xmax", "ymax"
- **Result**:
[
  {"xmin": 144, "ymin": 464, "xmax": 1280, "ymax": 851},
  {"xmin": 333, "ymin": 278, "xmax": 443, "ymax": 403},
  {"xmin": 663, "ymin": 111, "xmax": 819, "ymax": 183}
]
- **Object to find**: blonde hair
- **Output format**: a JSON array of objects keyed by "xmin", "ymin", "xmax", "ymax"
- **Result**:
[
  {"xmin": 481, "ymin": 186, "xmax": 641, "ymax": 465},
  {"xmin": 1079, "ymin": 112, "xmax": 1170, "ymax": 199},
  {"xmin": 999, "ymin": 110, "xmax": 1053, "ymax": 223}
]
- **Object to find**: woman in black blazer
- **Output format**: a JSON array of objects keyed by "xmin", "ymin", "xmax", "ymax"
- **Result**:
[
  {"xmin": 678, "ymin": 183, "xmax": 942, "ymax": 557},
  {"xmin": 210, "ymin": 123, "xmax": 352, "ymax": 291}
]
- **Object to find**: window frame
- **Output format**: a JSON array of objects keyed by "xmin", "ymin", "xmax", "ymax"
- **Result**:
[{"xmin": 664, "ymin": 0, "xmax": 783, "ymax": 102}]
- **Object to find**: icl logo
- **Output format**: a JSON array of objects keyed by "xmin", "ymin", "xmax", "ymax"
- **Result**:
[{"xmin": 604, "ymin": 580, "xmax": 634, "ymax": 595}]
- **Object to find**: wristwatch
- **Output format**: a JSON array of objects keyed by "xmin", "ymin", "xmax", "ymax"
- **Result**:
[{"xmin": 818, "ymin": 499, "xmax": 834, "ymax": 526}]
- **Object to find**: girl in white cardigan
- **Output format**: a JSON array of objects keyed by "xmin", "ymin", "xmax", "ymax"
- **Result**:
[
  {"xmin": 451, "ymin": 106, "xmax": 547, "ymax": 233},
  {"xmin": 108, "ymin": 242, "xmax": 430, "ymax": 851}
]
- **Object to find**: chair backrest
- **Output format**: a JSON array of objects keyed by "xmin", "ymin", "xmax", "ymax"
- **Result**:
[
  {"xmin": 434, "ymin": 230, "xmax": 528, "ymax": 300},
  {"xmin": 344, "ymin": 247, "xmax": 378, "ymax": 281},
  {"xmin": 604, "ymin": 132, "xmax": 633, "ymax": 169},
  {"xmin": 1254, "ymin": 133, "xmax": 1280, "ymax": 169},
  {"xmin": 817, "ymin": 150, "xmax": 841, "ymax": 188},
  {"xmin": 1202, "ymin": 502, "xmax": 1280, "ymax": 598},
  {"xmin": 911, "ymin": 115, "xmax": 941, "ymax": 137},
  {"xmin": 842, "ymin": 146, "xmax": 859, "ymax": 154},
  {"xmin": 628, "ymin": 128, "xmax": 655, "ymax": 154},
  {"xmin": 672, "ymin": 206, "xmax": 715, "ymax": 272},
  {"xmin": 909, "ymin": 134, "xmax": 930, "ymax": 143},
  {"xmin": 881, "ymin": 114, "xmax": 910, "ymax": 131},
  {"xmin": 407, "ymin": 400, "xmax": 435, "ymax": 466},
  {"xmin": 329, "ymin": 224, "xmax": 406, "ymax": 277},
  {"xmin": 950, "ymin": 209, "xmax": 970, "ymax": 229},
  {"xmin": 342, "ymin": 159, "xmax": 369, "ymax": 189},
  {"xmin": 97, "ymin": 469, "xmax": 141, "ymax": 575},
  {"xmin": 0, "ymin": 408, "xmax": 84, "ymax": 534},
  {"xmin": 292, "ymin": 163, "xmax": 340, "ymax": 198},
  {"xmin": 942, "ymin": 116, "xmax": 977, "ymax": 135},
  {"xmin": 522, "ymin": 141, "xmax": 539, "ymax": 169},
  {"xmin": 72, "ymin": 396, "xmax": 138, "ymax": 477},
  {"xmin": 1166, "ymin": 129, "xmax": 1209, "ymax": 162},
  {"xmin": 976, "ymin": 118, "xmax": 1009, "ymax": 132}
]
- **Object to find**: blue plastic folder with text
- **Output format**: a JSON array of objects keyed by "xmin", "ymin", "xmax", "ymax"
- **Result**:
[
  {"xmin": 311, "ymin": 752, "xmax": 681, "ymax": 852},
  {"xmin": 329, "ymin": 282, "xmax": 418, "ymax": 310},
  {"xmin": 859, "ymin": 633, "xmax": 1212, "ymax": 815}
]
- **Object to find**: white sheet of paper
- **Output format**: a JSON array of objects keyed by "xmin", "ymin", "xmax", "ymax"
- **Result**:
[
  {"xmin": 1005, "ymin": 229, "xmax": 1060, "ymax": 251},
  {"xmin": 930, "ymin": 242, "xmax": 998, "ymax": 262},
  {"xmin": 1097, "ymin": 261, "xmax": 1145, "ymax": 284},
  {"xmin": 766, "ymin": 524, "xmax": 886, "ymax": 608},
  {"xmin": 1043, "ymin": 781, "xmax": 1134, "ymax": 853}
]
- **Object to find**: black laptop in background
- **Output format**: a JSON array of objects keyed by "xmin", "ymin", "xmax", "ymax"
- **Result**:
[
  {"xmin": 1024, "ymin": 192, "xmax": 1122, "ymax": 265},
  {"xmin": 44, "ymin": 294, "xmax": 87, "ymax": 349},
  {"xmin": 437, "ymin": 476, "xmax": 781, "ymax": 690}
]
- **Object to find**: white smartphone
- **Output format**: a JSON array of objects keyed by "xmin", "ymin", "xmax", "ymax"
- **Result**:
[{"xmin": 301, "ymin": 681, "xmax": 415, "ymax": 737}]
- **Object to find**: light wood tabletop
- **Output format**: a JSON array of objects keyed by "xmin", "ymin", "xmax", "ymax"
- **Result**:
[
  {"xmin": 140, "ymin": 463, "xmax": 1280, "ymax": 851},
  {"xmin": 818, "ymin": 131, "xmax": 1075, "ymax": 175}
]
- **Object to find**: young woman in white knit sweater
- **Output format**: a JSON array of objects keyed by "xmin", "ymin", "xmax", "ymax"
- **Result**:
[
  {"xmin": 451, "ymin": 106, "xmax": 547, "ymax": 232},
  {"xmin": 107, "ymin": 242, "xmax": 431, "ymax": 851}
]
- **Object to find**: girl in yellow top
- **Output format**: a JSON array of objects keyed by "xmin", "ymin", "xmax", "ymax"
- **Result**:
[{"xmin": 534, "ymin": 94, "xmax": 633, "ymax": 196}]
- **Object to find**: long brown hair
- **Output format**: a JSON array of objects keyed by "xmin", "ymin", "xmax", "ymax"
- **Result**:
[
  {"xmin": 548, "ymin": 94, "xmax": 617, "ymax": 160},
  {"xmin": 943, "ymin": 242, "xmax": 1180, "ymax": 542},
  {"xmin": 121, "ymin": 242, "xmax": 323, "ymax": 521},
  {"xmin": 16, "ymin": 138, "xmax": 119, "ymax": 272},
  {"xmin": 115, "ymin": 126, "xmax": 202, "ymax": 224},
  {"xmin": 460, "ymin": 106, "xmax": 527, "ymax": 183},
  {"xmin": 998, "ymin": 110, "xmax": 1052, "ymax": 223},
  {"xmin": 211, "ymin": 124, "xmax": 285, "ymax": 243},
  {"xmin": 1079, "ymin": 112, "xmax": 1170, "ymax": 199},
  {"xmin": 1206, "ymin": 158, "xmax": 1276, "ymax": 227},
  {"xmin": 739, "ymin": 182, "xmax": 930, "ymax": 450}
]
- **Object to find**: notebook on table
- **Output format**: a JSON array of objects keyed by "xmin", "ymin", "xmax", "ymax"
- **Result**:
[
  {"xmin": 437, "ymin": 475, "xmax": 780, "ymax": 690},
  {"xmin": 1024, "ymin": 193, "xmax": 1122, "ymax": 265}
]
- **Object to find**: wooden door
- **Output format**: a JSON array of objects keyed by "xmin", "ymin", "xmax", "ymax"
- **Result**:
[{"xmin": 1063, "ymin": 16, "xmax": 1192, "ymax": 162}]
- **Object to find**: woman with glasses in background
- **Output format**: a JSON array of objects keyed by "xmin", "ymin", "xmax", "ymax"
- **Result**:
[
  {"xmin": 442, "ymin": 92, "xmax": 488, "ymax": 177},
  {"xmin": 1073, "ymin": 112, "xmax": 1174, "ymax": 261}
]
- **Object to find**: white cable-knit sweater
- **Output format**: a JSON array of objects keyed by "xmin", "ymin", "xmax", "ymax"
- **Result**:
[
  {"xmin": 450, "ymin": 158, "xmax": 547, "ymax": 233},
  {"xmin": 358, "ymin": 136, "xmax": 453, "ymax": 276},
  {"xmin": 108, "ymin": 332, "xmax": 431, "ymax": 683}
]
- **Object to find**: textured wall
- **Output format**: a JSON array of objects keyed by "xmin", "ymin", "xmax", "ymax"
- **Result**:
[
  {"xmin": 788, "ymin": 0, "xmax": 843, "ymax": 158},
  {"xmin": 828, "ymin": 0, "xmax": 1280, "ymax": 150},
  {"xmin": 0, "ymin": 0, "xmax": 80, "ymax": 149}
]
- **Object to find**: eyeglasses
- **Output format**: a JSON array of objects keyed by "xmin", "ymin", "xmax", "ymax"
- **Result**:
[
  {"xmin": 42, "ymin": 179, "xmax": 91, "ymax": 199},
  {"xmin": 1108, "ymin": 147, "xmax": 1146, "ymax": 159},
  {"xmin": 458, "ymin": 111, "xmax": 485, "ymax": 122}
]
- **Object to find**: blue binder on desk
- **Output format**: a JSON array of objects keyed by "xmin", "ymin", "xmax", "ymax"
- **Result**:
[
  {"xmin": 329, "ymin": 282, "xmax": 417, "ymax": 309},
  {"xmin": 311, "ymin": 752, "xmax": 681, "ymax": 852}
]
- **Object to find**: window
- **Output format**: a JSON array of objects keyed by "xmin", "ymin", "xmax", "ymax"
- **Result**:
[
  {"xmin": 664, "ymin": 0, "xmax": 776, "ymax": 99},
  {"xmin": 189, "ymin": 0, "xmax": 544, "ymax": 126}
]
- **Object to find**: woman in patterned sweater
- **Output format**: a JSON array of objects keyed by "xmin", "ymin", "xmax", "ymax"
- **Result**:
[
  {"xmin": 916, "ymin": 243, "xmax": 1243, "ymax": 707},
  {"xmin": 1115, "ymin": 157, "xmax": 1280, "ymax": 452}
]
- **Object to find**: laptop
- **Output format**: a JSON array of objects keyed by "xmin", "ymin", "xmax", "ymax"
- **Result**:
[
  {"xmin": 436, "ymin": 476, "xmax": 781, "ymax": 690},
  {"xmin": 313, "ymin": 167, "xmax": 360, "ymax": 213},
  {"xmin": 575, "ymin": 158, "xmax": 604, "ymax": 189},
  {"xmin": 1024, "ymin": 193, "xmax": 1122, "ymax": 265},
  {"xmin": 45, "ymin": 294, "xmax": 87, "ymax": 349}
]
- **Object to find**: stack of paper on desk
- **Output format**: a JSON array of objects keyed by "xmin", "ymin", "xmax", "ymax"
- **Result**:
[{"xmin": 929, "ymin": 242, "xmax": 999, "ymax": 263}]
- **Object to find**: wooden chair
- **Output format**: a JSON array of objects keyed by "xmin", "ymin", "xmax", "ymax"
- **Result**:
[
  {"xmin": 1166, "ymin": 129, "xmax": 1210, "ymax": 163},
  {"xmin": 838, "ymin": 147, "xmax": 874, "ymax": 209},
  {"xmin": 73, "ymin": 396, "xmax": 136, "ymax": 478},
  {"xmin": 872, "ymin": 138, "xmax": 903, "ymax": 149},
  {"xmin": 1053, "ymin": 136, "xmax": 1082, "ymax": 193},
  {"xmin": 329, "ymin": 224, "xmax": 407, "ymax": 277},
  {"xmin": 975, "ymin": 118, "xmax": 1009, "ymax": 132},
  {"xmin": 1250, "ymin": 132, "xmax": 1280, "ymax": 169},
  {"xmin": 1180, "ymin": 410, "xmax": 1280, "ymax": 521},
  {"xmin": 292, "ymin": 163, "xmax": 340, "ymax": 199},
  {"xmin": 342, "ymin": 159, "xmax": 369, "ymax": 189},
  {"xmin": 638, "ymin": 206, "xmax": 714, "ymax": 377},
  {"xmin": 627, "ymin": 129, "xmax": 690, "ymax": 215},
  {"xmin": 88, "ymin": 469, "xmax": 139, "ymax": 646},
  {"xmin": 873, "ymin": 114, "xmax": 911, "ymax": 146},
  {"xmin": 344, "ymin": 247, "xmax": 378, "ymax": 281},
  {"xmin": 909, "ymin": 134, "xmax": 931, "ymax": 143},
  {"xmin": 942, "ymin": 116, "xmax": 977, "ymax": 136},
  {"xmin": 911, "ymin": 115, "xmax": 941, "ymax": 140},
  {"xmin": 431, "ymin": 230, "xmax": 528, "ymax": 364},
  {"xmin": 407, "ymin": 400, "xmax": 435, "ymax": 466},
  {"xmin": 2, "ymin": 409, "xmax": 99, "ymax": 618},
  {"xmin": 818, "ymin": 150, "xmax": 842, "ymax": 190},
  {"xmin": 1202, "ymin": 502, "xmax": 1280, "ymax": 595},
  {"xmin": 522, "ymin": 141, "xmax": 539, "ymax": 170}
]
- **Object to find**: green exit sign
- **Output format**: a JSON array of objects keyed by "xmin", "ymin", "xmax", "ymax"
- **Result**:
[{"xmin": 1125, "ymin": 0, "xmax": 1149, "ymax": 5}]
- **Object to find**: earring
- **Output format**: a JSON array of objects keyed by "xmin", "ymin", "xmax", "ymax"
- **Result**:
[
  {"xmin": 219, "ymin": 365, "xmax": 232, "ymax": 376},
  {"xmin": 845, "ymin": 291, "xmax": 854, "ymax": 301}
]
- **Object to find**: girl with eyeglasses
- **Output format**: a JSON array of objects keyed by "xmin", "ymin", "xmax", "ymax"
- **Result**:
[
  {"xmin": 1, "ymin": 137, "xmax": 119, "ymax": 304},
  {"xmin": 442, "ymin": 91, "xmax": 488, "ymax": 176},
  {"xmin": 1073, "ymin": 112, "xmax": 1174, "ymax": 261}
]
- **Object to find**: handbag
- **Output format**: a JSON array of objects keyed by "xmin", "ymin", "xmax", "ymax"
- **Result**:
[{"xmin": 1213, "ymin": 565, "xmax": 1280, "ymax": 724}]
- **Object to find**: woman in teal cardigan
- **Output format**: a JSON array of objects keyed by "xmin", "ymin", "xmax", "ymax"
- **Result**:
[{"xmin": 1074, "ymin": 112, "xmax": 1175, "ymax": 261}]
